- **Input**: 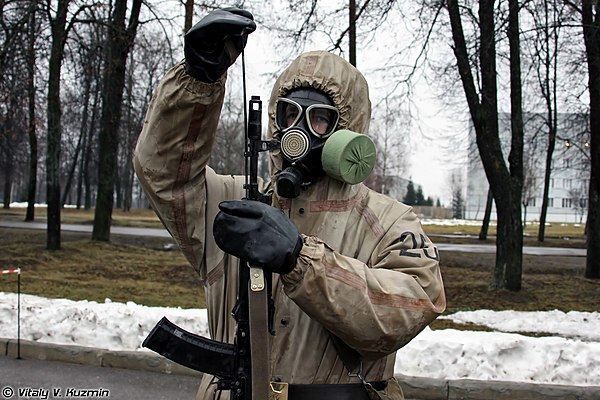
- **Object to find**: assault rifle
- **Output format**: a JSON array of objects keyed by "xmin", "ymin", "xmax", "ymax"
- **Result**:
[{"xmin": 143, "ymin": 95, "xmax": 278, "ymax": 399}]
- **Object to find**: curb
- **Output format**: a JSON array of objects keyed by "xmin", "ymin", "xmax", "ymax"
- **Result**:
[
  {"xmin": 2, "ymin": 338, "xmax": 199, "ymax": 377},
  {"xmin": 396, "ymin": 373, "xmax": 600, "ymax": 399},
  {"xmin": 3, "ymin": 338, "xmax": 600, "ymax": 400}
]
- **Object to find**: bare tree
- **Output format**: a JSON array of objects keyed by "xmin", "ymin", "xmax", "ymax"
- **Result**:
[
  {"xmin": 447, "ymin": 0, "xmax": 524, "ymax": 290},
  {"xmin": 79, "ymin": 36, "xmax": 103, "ymax": 211},
  {"xmin": 522, "ymin": 151, "xmax": 540, "ymax": 227},
  {"xmin": 92, "ymin": 0, "xmax": 142, "ymax": 242},
  {"xmin": 525, "ymin": 0, "xmax": 565, "ymax": 241},
  {"xmin": 568, "ymin": 186, "xmax": 587, "ymax": 223},
  {"xmin": 211, "ymin": 80, "xmax": 246, "ymax": 175},
  {"xmin": 25, "ymin": 0, "xmax": 39, "ymax": 221},
  {"xmin": 366, "ymin": 96, "xmax": 410, "ymax": 196},
  {"xmin": 261, "ymin": 1, "xmax": 399, "ymax": 66},
  {"xmin": 45, "ymin": 0, "xmax": 71, "ymax": 250},
  {"xmin": 0, "ymin": 92, "xmax": 28, "ymax": 208},
  {"xmin": 118, "ymin": 29, "xmax": 173, "ymax": 211},
  {"xmin": 0, "ymin": 1, "xmax": 31, "ymax": 209},
  {"xmin": 44, "ymin": 0, "xmax": 97, "ymax": 249},
  {"xmin": 61, "ymin": 40, "xmax": 100, "ymax": 208}
]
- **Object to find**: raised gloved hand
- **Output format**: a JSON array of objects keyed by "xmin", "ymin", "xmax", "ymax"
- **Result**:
[
  {"xmin": 213, "ymin": 200, "xmax": 303, "ymax": 274},
  {"xmin": 184, "ymin": 8, "xmax": 256, "ymax": 83}
]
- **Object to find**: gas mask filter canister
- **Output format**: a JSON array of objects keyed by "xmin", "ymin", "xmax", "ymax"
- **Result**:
[{"xmin": 321, "ymin": 129, "xmax": 376, "ymax": 185}]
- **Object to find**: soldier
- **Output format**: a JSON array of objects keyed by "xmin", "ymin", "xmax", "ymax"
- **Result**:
[{"xmin": 134, "ymin": 7, "xmax": 445, "ymax": 400}]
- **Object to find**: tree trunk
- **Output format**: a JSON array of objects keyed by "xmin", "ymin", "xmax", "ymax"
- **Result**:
[
  {"xmin": 479, "ymin": 188, "xmax": 493, "ymax": 240},
  {"xmin": 538, "ymin": 124, "xmax": 556, "ymax": 242},
  {"xmin": 46, "ymin": 0, "xmax": 70, "ymax": 250},
  {"xmin": 83, "ymin": 135, "xmax": 93, "ymax": 210},
  {"xmin": 25, "ymin": 0, "xmax": 37, "ymax": 222},
  {"xmin": 503, "ymin": 0, "xmax": 524, "ymax": 290},
  {"xmin": 115, "ymin": 170, "xmax": 122, "ymax": 209},
  {"xmin": 92, "ymin": 0, "xmax": 142, "ymax": 241},
  {"xmin": 495, "ymin": 195, "xmax": 523, "ymax": 290},
  {"xmin": 581, "ymin": 0, "xmax": 600, "ymax": 279},
  {"xmin": 184, "ymin": 0, "xmax": 194, "ymax": 32},
  {"xmin": 121, "ymin": 57, "xmax": 135, "ymax": 213},
  {"xmin": 2, "ymin": 170, "xmax": 12, "ymax": 208},
  {"xmin": 349, "ymin": 0, "xmax": 356, "ymax": 66}
]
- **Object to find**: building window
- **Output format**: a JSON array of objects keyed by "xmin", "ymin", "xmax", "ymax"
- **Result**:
[
  {"xmin": 563, "ymin": 179, "xmax": 572, "ymax": 189},
  {"xmin": 551, "ymin": 179, "xmax": 555, "ymax": 188},
  {"xmin": 527, "ymin": 197, "xmax": 536, "ymax": 207},
  {"xmin": 562, "ymin": 198, "xmax": 572, "ymax": 208},
  {"xmin": 564, "ymin": 158, "xmax": 572, "ymax": 168},
  {"xmin": 548, "ymin": 198, "xmax": 554, "ymax": 207}
]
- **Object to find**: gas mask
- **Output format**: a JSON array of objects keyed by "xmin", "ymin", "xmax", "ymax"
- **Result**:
[{"xmin": 274, "ymin": 89, "xmax": 339, "ymax": 198}]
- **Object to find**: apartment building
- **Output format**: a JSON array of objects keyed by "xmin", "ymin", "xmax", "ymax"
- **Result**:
[{"xmin": 464, "ymin": 113, "xmax": 590, "ymax": 223}]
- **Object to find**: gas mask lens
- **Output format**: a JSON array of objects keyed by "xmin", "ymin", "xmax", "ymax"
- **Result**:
[{"xmin": 275, "ymin": 98, "xmax": 339, "ymax": 138}]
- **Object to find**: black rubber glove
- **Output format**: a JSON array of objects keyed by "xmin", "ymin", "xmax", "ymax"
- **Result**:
[
  {"xmin": 213, "ymin": 200, "xmax": 303, "ymax": 274},
  {"xmin": 184, "ymin": 8, "xmax": 256, "ymax": 83}
]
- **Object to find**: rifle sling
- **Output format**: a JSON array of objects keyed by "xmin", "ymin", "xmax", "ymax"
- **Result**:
[{"xmin": 248, "ymin": 267, "xmax": 271, "ymax": 399}]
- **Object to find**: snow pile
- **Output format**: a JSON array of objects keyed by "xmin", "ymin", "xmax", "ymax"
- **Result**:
[{"xmin": 1, "ymin": 292, "xmax": 599, "ymax": 386}]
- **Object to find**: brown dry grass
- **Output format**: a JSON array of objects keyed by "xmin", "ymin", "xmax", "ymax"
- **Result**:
[
  {"xmin": 0, "ymin": 228, "xmax": 204, "ymax": 308},
  {"xmin": 1, "ymin": 207, "xmax": 597, "ymax": 335}
]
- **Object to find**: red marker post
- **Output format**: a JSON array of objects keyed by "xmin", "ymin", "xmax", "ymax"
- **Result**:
[{"xmin": 1, "ymin": 268, "xmax": 21, "ymax": 359}]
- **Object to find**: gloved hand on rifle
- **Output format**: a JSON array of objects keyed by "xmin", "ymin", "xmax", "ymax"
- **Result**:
[
  {"xmin": 213, "ymin": 200, "xmax": 304, "ymax": 274},
  {"xmin": 184, "ymin": 7, "xmax": 256, "ymax": 83}
]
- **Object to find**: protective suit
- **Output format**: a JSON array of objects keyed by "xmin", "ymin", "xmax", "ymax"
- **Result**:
[{"xmin": 134, "ymin": 47, "xmax": 445, "ymax": 400}]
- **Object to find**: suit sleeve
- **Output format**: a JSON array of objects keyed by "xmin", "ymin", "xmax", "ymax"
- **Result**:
[
  {"xmin": 280, "ymin": 207, "xmax": 446, "ymax": 360},
  {"xmin": 133, "ymin": 61, "xmax": 226, "ymax": 277}
]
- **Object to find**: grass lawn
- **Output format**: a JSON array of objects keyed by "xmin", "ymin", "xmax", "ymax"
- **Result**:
[
  {"xmin": 0, "ymin": 228, "xmax": 203, "ymax": 308},
  {"xmin": 0, "ymin": 206, "xmax": 597, "ymax": 333}
]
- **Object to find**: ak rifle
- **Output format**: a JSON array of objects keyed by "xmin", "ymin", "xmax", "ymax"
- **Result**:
[{"xmin": 143, "ymin": 95, "xmax": 277, "ymax": 399}]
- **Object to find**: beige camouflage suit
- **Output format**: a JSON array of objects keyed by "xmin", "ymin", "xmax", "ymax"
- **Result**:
[{"xmin": 134, "ymin": 50, "xmax": 446, "ymax": 400}]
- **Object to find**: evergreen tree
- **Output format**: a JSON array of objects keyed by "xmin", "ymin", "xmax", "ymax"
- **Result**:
[
  {"xmin": 403, "ymin": 180, "xmax": 417, "ymax": 205},
  {"xmin": 415, "ymin": 186, "xmax": 425, "ymax": 205},
  {"xmin": 452, "ymin": 187, "xmax": 464, "ymax": 219}
]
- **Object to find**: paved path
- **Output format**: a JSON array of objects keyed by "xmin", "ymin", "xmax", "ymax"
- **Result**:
[
  {"xmin": 0, "ymin": 220, "xmax": 172, "ymax": 238},
  {"xmin": 0, "ymin": 220, "xmax": 586, "ymax": 256},
  {"xmin": 0, "ymin": 356, "xmax": 199, "ymax": 400},
  {"xmin": 435, "ymin": 242, "xmax": 586, "ymax": 256}
]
